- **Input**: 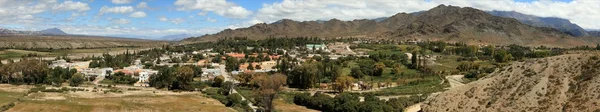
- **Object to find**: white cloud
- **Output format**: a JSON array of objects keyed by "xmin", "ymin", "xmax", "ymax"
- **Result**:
[
  {"xmin": 137, "ymin": 2, "xmax": 148, "ymax": 9},
  {"xmin": 206, "ymin": 17, "xmax": 217, "ymax": 22},
  {"xmin": 99, "ymin": 6, "xmax": 135, "ymax": 15},
  {"xmin": 129, "ymin": 11, "xmax": 146, "ymax": 18},
  {"xmin": 111, "ymin": 0, "xmax": 134, "ymax": 4},
  {"xmin": 174, "ymin": 0, "xmax": 252, "ymax": 18},
  {"xmin": 170, "ymin": 18, "xmax": 185, "ymax": 24},
  {"xmin": 112, "ymin": 18, "xmax": 130, "ymax": 24},
  {"xmin": 197, "ymin": 11, "xmax": 207, "ymax": 16},
  {"xmin": 52, "ymin": 1, "xmax": 91, "ymax": 12},
  {"xmin": 158, "ymin": 17, "xmax": 168, "ymax": 21},
  {"xmin": 251, "ymin": 0, "xmax": 600, "ymax": 29}
]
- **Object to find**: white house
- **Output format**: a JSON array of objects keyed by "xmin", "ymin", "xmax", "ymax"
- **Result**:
[{"xmin": 138, "ymin": 70, "xmax": 158, "ymax": 83}]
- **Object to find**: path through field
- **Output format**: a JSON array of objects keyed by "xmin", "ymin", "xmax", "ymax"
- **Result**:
[{"xmin": 404, "ymin": 75, "xmax": 465, "ymax": 112}]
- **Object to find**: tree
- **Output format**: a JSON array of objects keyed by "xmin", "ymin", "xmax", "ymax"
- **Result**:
[
  {"xmin": 333, "ymin": 75, "xmax": 355, "ymax": 93},
  {"xmin": 384, "ymin": 78, "xmax": 393, "ymax": 87},
  {"xmin": 247, "ymin": 63, "xmax": 255, "ymax": 70},
  {"xmin": 213, "ymin": 75, "xmax": 225, "ymax": 87},
  {"xmin": 69, "ymin": 73, "xmax": 85, "ymax": 87},
  {"xmin": 483, "ymin": 45, "xmax": 495, "ymax": 56},
  {"xmin": 494, "ymin": 49, "xmax": 513, "ymax": 63},
  {"xmin": 374, "ymin": 62, "xmax": 386, "ymax": 76},
  {"xmin": 411, "ymin": 51, "xmax": 419, "ymax": 69},
  {"xmin": 226, "ymin": 93, "xmax": 243, "ymax": 107},
  {"xmin": 253, "ymin": 73, "xmax": 287, "ymax": 112},
  {"xmin": 225, "ymin": 57, "xmax": 239, "ymax": 72},
  {"xmin": 288, "ymin": 62, "xmax": 318, "ymax": 89},
  {"xmin": 350, "ymin": 67, "xmax": 365, "ymax": 79},
  {"xmin": 172, "ymin": 66, "xmax": 194, "ymax": 90}
]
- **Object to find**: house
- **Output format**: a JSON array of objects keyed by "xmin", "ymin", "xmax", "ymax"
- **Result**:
[
  {"xmin": 80, "ymin": 68, "xmax": 113, "ymax": 77},
  {"xmin": 239, "ymin": 62, "xmax": 259, "ymax": 71},
  {"xmin": 306, "ymin": 44, "xmax": 327, "ymax": 50},
  {"xmin": 202, "ymin": 68, "xmax": 221, "ymax": 77},
  {"xmin": 49, "ymin": 60, "xmax": 90, "ymax": 70},
  {"xmin": 405, "ymin": 53, "xmax": 413, "ymax": 60},
  {"xmin": 269, "ymin": 55, "xmax": 281, "ymax": 60},
  {"xmin": 138, "ymin": 69, "xmax": 158, "ymax": 83},
  {"xmin": 226, "ymin": 53, "xmax": 246, "ymax": 59}
]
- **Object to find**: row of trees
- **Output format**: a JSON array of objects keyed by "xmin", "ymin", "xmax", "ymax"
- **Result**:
[
  {"xmin": 89, "ymin": 51, "xmax": 136, "ymax": 68},
  {"xmin": 293, "ymin": 92, "xmax": 423, "ymax": 112},
  {"xmin": 0, "ymin": 59, "xmax": 85, "ymax": 86},
  {"xmin": 149, "ymin": 66, "xmax": 201, "ymax": 91}
]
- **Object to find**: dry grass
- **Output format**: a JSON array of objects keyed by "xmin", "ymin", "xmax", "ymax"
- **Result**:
[
  {"xmin": 274, "ymin": 99, "xmax": 318, "ymax": 112},
  {"xmin": 9, "ymin": 94, "xmax": 234, "ymax": 112}
]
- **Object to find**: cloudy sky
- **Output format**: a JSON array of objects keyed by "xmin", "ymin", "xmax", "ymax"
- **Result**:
[{"xmin": 0, "ymin": 0, "xmax": 598, "ymax": 38}]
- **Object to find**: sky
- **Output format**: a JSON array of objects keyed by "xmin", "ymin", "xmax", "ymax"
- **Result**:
[{"xmin": 0, "ymin": 0, "xmax": 598, "ymax": 38}]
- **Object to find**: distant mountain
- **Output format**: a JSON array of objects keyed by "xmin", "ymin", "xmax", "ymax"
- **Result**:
[
  {"xmin": 487, "ymin": 11, "xmax": 588, "ymax": 37},
  {"xmin": 183, "ymin": 5, "xmax": 597, "ymax": 47},
  {"xmin": 39, "ymin": 28, "xmax": 68, "ymax": 35},
  {"xmin": 0, "ymin": 28, "xmax": 68, "ymax": 35},
  {"xmin": 588, "ymin": 31, "xmax": 600, "ymax": 37},
  {"xmin": 160, "ymin": 34, "xmax": 192, "ymax": 41}
]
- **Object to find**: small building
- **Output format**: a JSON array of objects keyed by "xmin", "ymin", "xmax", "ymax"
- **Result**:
[
  {"xmin": 202, "ymin": 68, "xmax": 222, "ymax": 77},
  {"xmin": 138, "ymin": 69, "xmax": 158, "ymax": 83},
  {"xmin": 80, "ymin": 68, "xmax": 113, "ymax": 77},
  {"xmin": 306, "ymin": 44, "xmax": 327, "ymax": 50},
  {"xmin": 226, "ymin": 53, "xmax": 246, "ymax": 59}
]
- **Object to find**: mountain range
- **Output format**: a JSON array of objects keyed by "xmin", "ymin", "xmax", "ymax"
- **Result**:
[
  {"xmin": 487, "ymin": 11, "xmax": 590, "ymax": 37},
  {"xmin": 182, "ymin": 5, "xmax": 600, "ymax": 47},
  {"xmin": 0, "ymin": 28, "xmax": 68, "ymax": 35}
]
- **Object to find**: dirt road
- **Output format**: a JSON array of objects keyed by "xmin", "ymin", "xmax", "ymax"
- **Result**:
[{"xmin": 404, "ymin": 75, "xmax": 465, "ymax": 112}]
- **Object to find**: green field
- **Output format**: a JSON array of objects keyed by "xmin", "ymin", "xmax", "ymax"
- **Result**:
[{"xmin": 0, "ymin": 91, "xmax": 23, "ymax": 106}]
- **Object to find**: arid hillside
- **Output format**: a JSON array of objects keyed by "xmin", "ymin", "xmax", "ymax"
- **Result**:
[
  {"xmin": 421, "ymin": 52, "xmax": 600, "ymax": 112},
  {"xmin": 0, "ymin": 35, "xmax": 168, "ymax": 49},
  {"xmin": 182, "ymin": 5, "xmax": 600, "ymax": 47}
]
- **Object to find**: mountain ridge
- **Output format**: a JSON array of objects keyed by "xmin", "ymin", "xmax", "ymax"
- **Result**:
[
  {"xmin": 487, "ymin": 10, "xmax": 589, "ymax": 37},
  {"xmin": 183, "ymin": 4, "xmax": 597, "ymax": 47}
]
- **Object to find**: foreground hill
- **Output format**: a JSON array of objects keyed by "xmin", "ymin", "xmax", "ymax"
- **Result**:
[
  {"xmin": 422, "ymin": 52, "xmax": 600, "ymax": 111},
  {"xmin": 183, "ymin": 5, "xmax": 599, "ymax": 47},
  {"xmin": 0, "ymin": 35, "xmax": 168, "ymax": 49}
]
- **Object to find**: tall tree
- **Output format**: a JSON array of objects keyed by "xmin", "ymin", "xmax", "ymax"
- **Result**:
[
  {"xmin": 253, "ymin": 73, "xmax": 287, "ymax": 112},
  {"xmin": 69, "ymin": 73, "xmax": 85, "ymax": 87},
  {"xmin": 411, "ymin": 51, "xmax": 418, "ymax": 69},
  {"xmin": 333, "ymin": 75, "xmax": 355, "ymax": 93}
]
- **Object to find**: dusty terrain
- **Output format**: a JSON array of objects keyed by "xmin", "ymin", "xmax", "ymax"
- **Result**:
[
  {"xmin": 0, "ymin": 84, "xmax": 234, "ymax": 112},
  {"xmin": 0, "ymin": 35, "xmax": 168, "ymax": 49},
  {"xmin": 422, "ymin": 52, "xmax": 600, "ymax": 112}
]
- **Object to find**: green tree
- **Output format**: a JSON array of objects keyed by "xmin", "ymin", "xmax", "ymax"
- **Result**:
[
  {"xmin": 350, "ymin": 67, "xmax": 364, "ymax": 79},
  {"xmin": 225, "ymin": 57, "xmax": 239, "ymax": 72},
  {"xmin": 494, "ymin": 49, "xmax": 513, "ymax": 63},
  {"xmin": 411, "ymin": 51, "xmax": 418, "ymax": 69},
  {"xmin": 69, "ymin": 73, "xmax": 85, "ymax": 87},
  {"xmin": 333, "ymin": 75, "xmax": 355, "ymax": 93},
  {"xmin": 288, "ymin": 62, "xmax": 318, "ymax": 89},
  {"xmin": 374, "ymin": 62, "xmax": 386, "ymax": 76},
  {"xmin": 172, "ymin": 66, "xmax": 194, "ymax": 90},
  {"xmin": 213, "ymin": 75, "xmax": 225, "ymax": 87}
]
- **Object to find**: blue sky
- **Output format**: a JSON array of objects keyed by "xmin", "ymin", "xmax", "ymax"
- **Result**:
[{"xmin": 1, "ymin": 0, "xmax": 598, "ymax": 39}]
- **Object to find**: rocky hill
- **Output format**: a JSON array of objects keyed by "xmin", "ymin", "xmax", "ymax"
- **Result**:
[
  {"xmin": 39, "ymin": 28, "xmax": 68, "ymax": 35},
  {"xmin": 183, "ymin": 5, "xmax": 598, "ymax": 47},
  {"xmin": 488, "ymin": 11, "xmax": 589, "ymax": 37},
  {"xmin": 422, "ymin": 52, "xmax": 600, "ymax": 112}
]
